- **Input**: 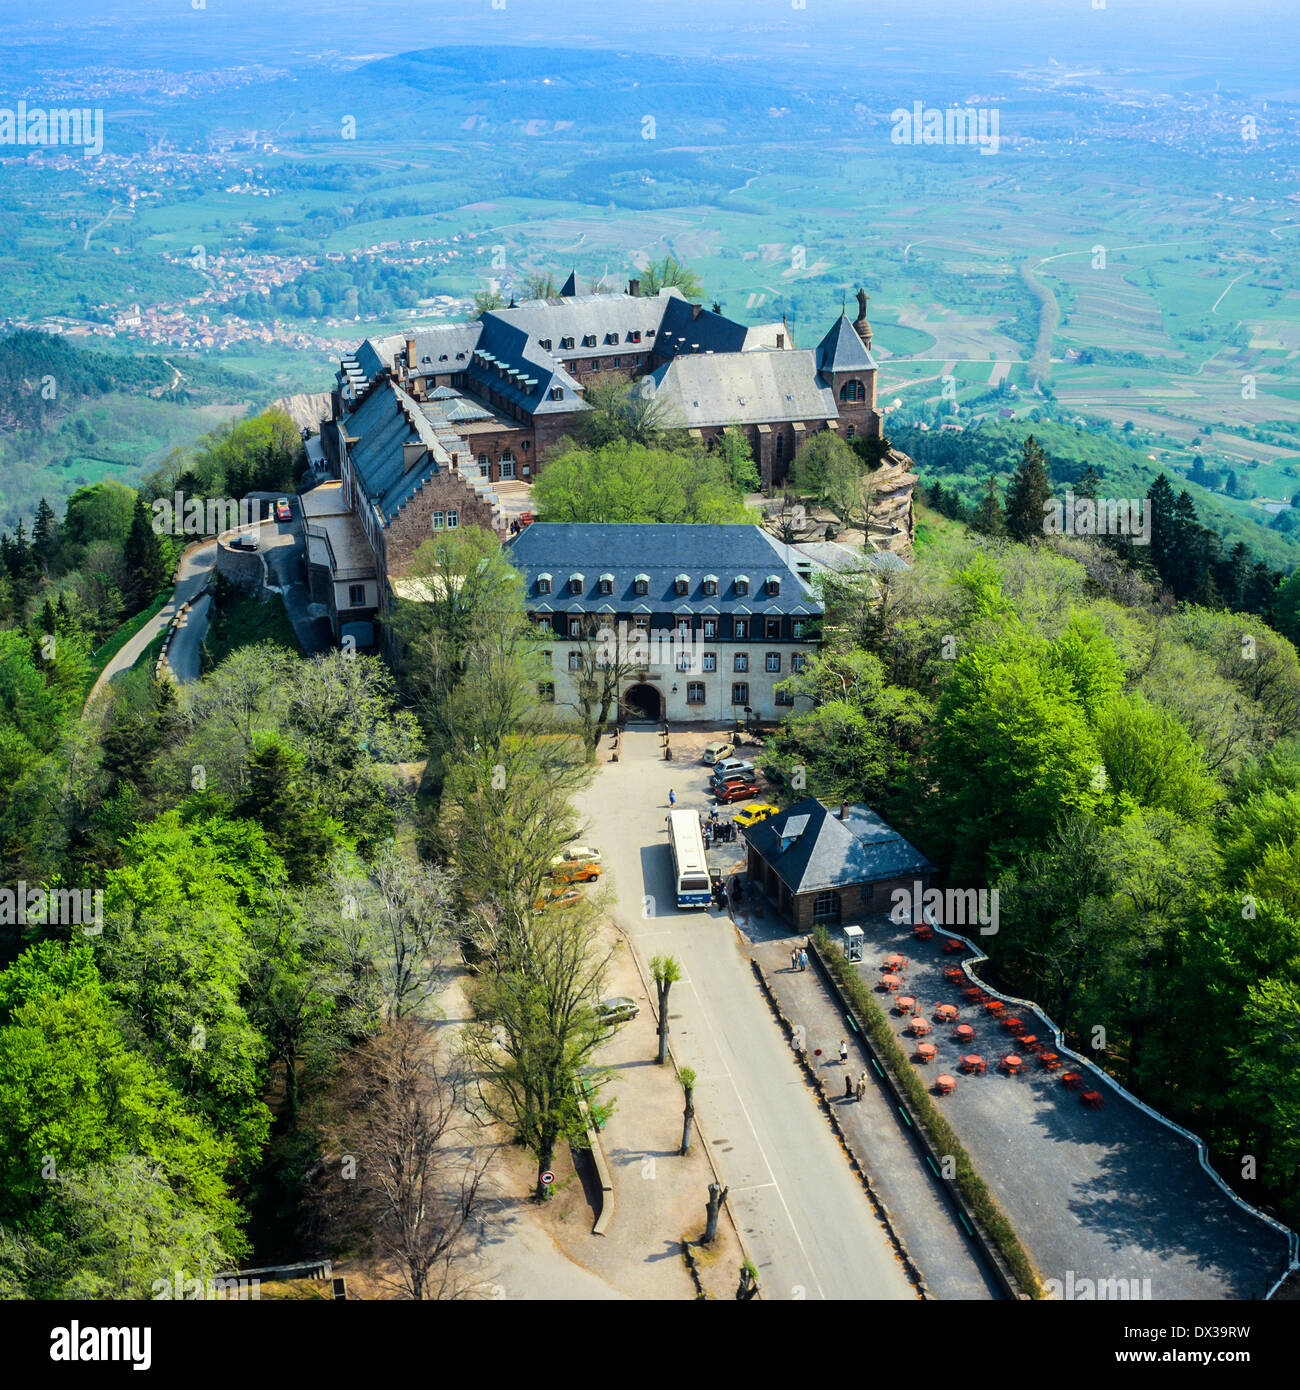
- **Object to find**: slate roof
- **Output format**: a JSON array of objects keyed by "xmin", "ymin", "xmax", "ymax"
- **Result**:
[
  {"xmin": 504, "ymin": 523, "xmax": 825, "ymax": 615},
  {"xmin": 744, "ymin": 798, "xmax": 934, "ymax": 895},
  {"xmin": 354, "ymin": 323, "xmax": 483, "ymax": 385},
  {"xmin": 815, "ymin": 313, "xmax": 878, "ymax": 375},
  {"xmin": 647, "ymin": 350, "xmax": 838, "ymax": 428},
  {"xmin": 344, "ymin": 380, "xmax": 454, "ymax": 525}
]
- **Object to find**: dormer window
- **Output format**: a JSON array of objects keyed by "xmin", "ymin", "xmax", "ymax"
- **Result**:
[
  {"xmin": 583, "ymin": 334, "xmax": 597, "ymax": 347},
  {"xmin": 765, "ymin": 575, "xmax": 781, "ymax": 596},
  {"xmin": 605, "ymin": 332, "xmax": 619, "ymax": 345},
  {"xmin": 549, "ymin": 387, "xmax": 563, "ymax": 401},
  {"xmin": 703, "ymin": 574, "xmax": 718, "ymax": 596},
  {"xmin": 561, "ymin": 336, "xmax": 575, "ymax": 350},
  {"xmin": 634, "ymin": 572, "xmax": 650, "ymax": 596},
  {"xmin": 599, "ymin": 572, "xmax": 614, "ymax": 595},
  {"xmin": 540, "ymin": 338, "xmax": 552, "ymax": 350},
  {"xmin": 629, "ymin": 330, "xmax": 641, "ymax": 343},
  {"xmin": 569, "ymin": 572, "xmax": 584, "ymax": 595},
  {"xmin": 735, "ymin": 575, "xmax": 749, "ymax": 596},
  {"xmin": 537, "ymin": 573, "xmax": 552, "ymax": 595},
  {"xmin": 674, "ymin": 573, "xmax": 690, "ymax": 596}
]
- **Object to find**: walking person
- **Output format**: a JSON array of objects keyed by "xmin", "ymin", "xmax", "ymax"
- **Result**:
[
  {"xmin": 799, "ymin": 948, "xmax": 808, "ymax": 972},
  {"xmin": 790, "ymin": 948, "xmax": 799, "ymax": 973},
  {"xmin": 844, "ymin": 1073, "xmax": 854, "ymax": 1099},
  {"xmin": 839, "ymin": 1038, "xmax": 849, "ymax": 1064},
  {"xmin": 668, "ymin": 788, "xmax": 675, "ymax": 807},
  {"xmin": 855, "ymin": 1072, "xmax": 867, "ymax": 1102}
]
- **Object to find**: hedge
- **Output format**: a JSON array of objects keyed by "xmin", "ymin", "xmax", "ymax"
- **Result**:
[{"xmin": 813, "ymin": 927, "xmax": 1043, "ymax": 1298}]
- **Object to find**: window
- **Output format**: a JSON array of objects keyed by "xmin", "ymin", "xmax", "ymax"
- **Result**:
[
  {"xmin": 477, "ymin": 452, "xmax": 488, "ymax": 467},
  {"xmin": 605, "ymin": 332, "xmax": 620, "ymax": 345},
  {"xmin": 846, "ymin": 425, "xmax": 856, "ymax": 439},
  {"xmin": 766, "ymin": 576, "xmax": 781, "ymax": 597},
  {"xmin": 775, "ymin": 435, "xmax": 785, "ymax": 461},
  {"xmin": 634, "ymin": 615, "xmax": 649, "ymax": 632},
  {"xmin": 539, "ymin": 682, "xmax": 555, "ymax": 702},
  {"xmin": 839, "ymin": 380, "xmax": 865, "ymax": 402},
  {"xmin": 675, "ymin": 574, "xmax": 689, "ymax": 595},
  {"xmin": 611, "ymin": 357, "xmax": 621, "ymax": 369},
  {"xmin": 539, "ymin": 339, "xmax": 552, "ymax": 350},
  {"xmin": 732, "ymin": 682, "xmax": 749, "ymax": 706},
  {"xmin": 791, "ymin": 652, "xmax": 806, "ymax": 673},
  {"xmin": 446, "ymin": 510, "xmax": 459, "ymax": 529},
  {"xmin": 568, "ymin": 652, "xmax": 583, "ymax": 671},
  {"xmin": 702, "ymin": 652, "xmax": 717, "ymax": 672},
  {"xmin": 536, "ymin": 617, "xmax": 553, "ymax": 635},
  {"xmin": 703, "ymin": 576, "xmax": 718, "ymax": 596},
  {"xmin": 775, "ymin": 687, "xmax": 793, "ymax": 706},
  {"xmin": 629, "ymin": 330, "xmax": 641, "ymax": 343},
  {"xmin": 569, "ymin": 573, "xmax": 584, "ymax": 594},
  {"xmin": 812, "ymin": 891, "xmax": 841, "ymax": 923},
  {"xmin": 430, "ymin": 511, "xmax": 445, "ymax": 530},
  {"xmin": 521, "ymin": 440, "xmax": 530, "ymax": 451},
  {"xmin": 676, "ymin": 619, "xmax": 690, "ymax": 639},
  {"xmin": 568, "ymin": 618, "xmax": 582, "ymax": 637},
  {"xmin": 500, "ymin": 458, "xmax": 517, "ymax": 479},
  {"xmin": 676, "ymin": 652, "xmax": 693, "ymax": 672},
  {"xmin": 549, "ymin": 388, "xmax": 563, "ymax": 402},
  {"xmin": 537, "ymin": 575, "xmax": 552, "ymax": 595},
  {"xmin": 583, "ymin": 334, "xmax": 596, "ymax": 347},
  {"xmin": 599, "ymin": 573, "xmax": 614, "ymax": 595},
  {"xmin": 734, "ymin": 653, "xmax": 749, "ymax": 672},
  {"xmin": 734, "ymin": 619, "xmax": 748, "ymax": 640},
  {"xmin": 686, "ymin": 681, "xmax": 705, "ymax": 704},
  {"xmin": 765, "ymin": 652, "xmax": 781, "ymax": 673},
  {"xmin": 348, "ymin": 584, "xmax": 366, "ymax": 607},
  {"xmin": 561, "ymin": 336, "xmax": 575, "ymax": 350},
  {"xmin": 634, "ymin": 574, "xmax": 649, "ymax": 596},
  {"xmin": 541, "ymin": 650, "xmax": 552, "ymax": 667},
  {"xmin": 766, "ymin": 617, "xmax": 781, "ymax": 639},
  {"xmin": 792, "ymin": 620, "xmax": 804, "ymax": 640},
  {"xmin": 702, "ymin": 619, "xmax": 717, "ymax": 639},
  {"xmin": 735, "ymin": 577, "xmax": 749, "ymax": 596}
]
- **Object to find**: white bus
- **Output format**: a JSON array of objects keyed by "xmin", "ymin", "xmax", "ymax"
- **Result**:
[{"xmin": 667, "ymin": 809, "xmax": 712, "ymax": 909}]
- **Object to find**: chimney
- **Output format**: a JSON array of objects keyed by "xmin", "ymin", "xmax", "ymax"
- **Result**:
[
  {"xmin": 405, "ymin": 337, "xmax": 416, "ymax": 370},
  {"xmin": 628, "ymin": 278, "xmax": 641, "ymax": 297},
  {"xmin": 691, "ymin": 303, "xmax": 702, "ymax": 320},
  {"xmin": 776, "ymin": 333, "xmax": 785, "ymax": 350}
]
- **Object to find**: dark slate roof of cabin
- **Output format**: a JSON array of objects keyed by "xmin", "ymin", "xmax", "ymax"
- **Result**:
[
  {"xmin": 815, "ymin": 314, "xmax": 878, "ymax": 375},
  {"xmin": 504, "ymin": 523, "xmax": 825, "ymax": 615},
  {"xmin": 648, "ymin": 350, "xmax": 837, "ymax": 428},
  {"xmin": 344, "ymin": 380, "xmax": 451, "ymax": 524},
  {"xmin": 743, "ymin": 798, "xmax": 934, "ymax": 895}
]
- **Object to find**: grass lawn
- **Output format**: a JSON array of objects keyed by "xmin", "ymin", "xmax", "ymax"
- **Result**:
[{"xmin": 202, "ymin": 584, "xmax": 301, "ymax": 671}]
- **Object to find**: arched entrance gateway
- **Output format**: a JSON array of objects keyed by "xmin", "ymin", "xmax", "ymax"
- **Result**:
[{"xmin": 621, "ymin": 683, "xmax": 663, "ymax": 723}]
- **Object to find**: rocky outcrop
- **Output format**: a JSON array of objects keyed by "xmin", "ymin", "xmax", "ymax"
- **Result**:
[{"xmin": 866, "ymin": 448, "xmax": 918, "ymax": 556}]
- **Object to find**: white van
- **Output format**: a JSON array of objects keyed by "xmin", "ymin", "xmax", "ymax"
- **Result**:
[{"xmin": 713, "ymin": 757, "xmax": 755, "ymax": 780}]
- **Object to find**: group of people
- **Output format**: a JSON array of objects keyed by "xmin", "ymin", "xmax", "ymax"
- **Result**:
[
  {"xmin": 703, "ymin": 812, "xmax": 736, "ymax": 845},
  {"xmin": 789, "ymin": 947, "xmax": 809, "ymax": 972}
]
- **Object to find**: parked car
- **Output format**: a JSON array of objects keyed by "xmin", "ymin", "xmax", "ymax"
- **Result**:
[
  {"xmin": 230, "ymin": 534, "xmax": 258, "ymax": 552},
  {"xmin": 710, "ymin": 767, "xmax": 756, "ymax": 789},
  {"xmin": 274, "ymin": 497, "xmax": 292, "ymax": 522},
  {"xmin": 551, "ymin": 861, "xmax": 601, "ymax": 884},
  {"xmin": 702, "ymin": 740, "xmax": 735, "ymax": 765},
  {"xmin": 596, "ymin": 997, "xmax": 640, "ymax": 1026},
  {"xmin": 715, "ymin": 781, "xmax": 758, "ymax": 804},
  {"xmin": 534, "ymin": 886, "xmax": 583, "ymax": 911},
  {"xmin": 734, "ymin": 802, "xmax": 780, "ymax": 829},
  {"xmin": 550, "ymin": 844, "xmax": 601, "ymax": 867},
  {"xmin": 713, "ymin": 757, "xmax": 756, "ymax": 780}
]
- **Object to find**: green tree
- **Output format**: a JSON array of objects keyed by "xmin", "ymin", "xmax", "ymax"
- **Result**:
[
  {"xmin": 122, "ymin": 493, "xmax": 167, "ymax": 611},
  {"xmin": 1003, "ymin": 435, "xmax": 1051, "ymax": 543},
  {"xmin": 971, "ymin": 475, "xmax": 1004, "ymax": 536},
  {"xmin": 641, "ymin": 256, "xmax": 703, "ymax": 301}
]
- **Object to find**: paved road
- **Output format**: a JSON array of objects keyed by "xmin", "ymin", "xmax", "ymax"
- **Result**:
[
  {"xmin": 574, "ymin": 730, "xmax": 915, "ymax": 1301},
  {"xmin": 86, "ymin": 539, "xmax": 217, "ymax": 703}
]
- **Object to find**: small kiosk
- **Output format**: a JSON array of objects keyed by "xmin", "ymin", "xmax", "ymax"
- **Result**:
[{"xmin": 842, "ymin": 925, "xmax": 864, "ymax": 963}]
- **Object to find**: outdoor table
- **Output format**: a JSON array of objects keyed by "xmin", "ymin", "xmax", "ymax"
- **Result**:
[
  {"xmin": 943, "ymin": 967, "xmax": 965, "ymax": 983},
  {"xmin": 1081, "ymin": 1090, "xmax": 1105, "ymax": 1109},
  {"xmin": 1060, "ymin": 1071, "xmax": 1082, "ymax": 1089},
  {"xmin": 913, "ymin": 924, "xmax": 933, "ymax": 941},
  {"xmin": 881, "ymin": 974, "xmax": 902, "ymax": 991},
  {"xmin": 1001, "ymin": 1017, "xmax": 1024, "ymax": 1032},
  {"xmin": 934, "ymin": 1073, "xmax": 956, "ymax": 1094},
  {"xmin": 936, "ymin": 1004, "xmax": 959, "ymax": 1022},
  {"xmin": 896, "ymin": 996, "xmax": 916, "ymax": 1014},
  {"xmin": 1017, "ymin": 1034, "xmax": 1041, "ymax": 1052},
  {"xmin": 1038, "ymin": 1052, "xmax": 1062, "ymax": 1071},
  {"xmin": 983, "ymin": 1000, "xmax": 1006, "ymax": 1014},
  {"xmin": 943, "ymin": 938, "xmax": 964, "ymax": 954},
  {"xmin": 1000, "ymin": 1054, "xmax": 1023, "ymax": 1074},
  {"xmin": 908, "ymin": 1019, "xmax": 932, "ymax": 1037},
  {"xmin": 961, "ymin": 1054, "xmax": 986, "ymax": 1074},
  {"xmin": 954, "ymin": 1023, "xmax": 975, "ymax": 1041},
  {"xmin": 915, "ymin": 1043, "xmax": 937, "ymax": 1062},
  {"xmin": 962, "ymin": 986, "xmax": 986, "ymax": 1001},
  {"xmin": 887, "ymin": 954, "xmax": 907, "ymax": 968}
]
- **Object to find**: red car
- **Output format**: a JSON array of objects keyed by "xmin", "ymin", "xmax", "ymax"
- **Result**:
[
  {"xmin": 715, "ymin": 780, "xmax": 758, "ymax": 804},
  {"xmin": 274, "ymin": 497, "xmax": 292, "ymax": 522}
]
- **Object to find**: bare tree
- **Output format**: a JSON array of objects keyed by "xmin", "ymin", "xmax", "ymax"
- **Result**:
[
  {"xmin": 312, "ymin": 1018, "xmax": 494, "ymax": 1300},
  {"xmin": 568, "ymin": 618, "xmax": 641, "ymax": 753},
  {"xmin": 703, "ymin": 1181, "xmax": 728, "ymax": 1245},
  {"xmin": 678, "ymin": 1066, "xmax": 696, "ymax": 1155},
  {"xmin": 651, "ymin": 954, "xmax": 682, "ymax": 1064}
]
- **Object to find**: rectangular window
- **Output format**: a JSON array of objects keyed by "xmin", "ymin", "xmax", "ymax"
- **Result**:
[
  {"xmin": 634, "ymin": 615, "xmax": 649, "ymax": 631},
  {"xmin": 732, "ymin": 683, "xmax": 749, "ymax": 706},
  {"xmin": 791, "ymin": 652, "xmax": 806, "ymax": 672},
  {"xmin": 765, "ymin": 652, "xmax": 781, "ymax": 673},
  {"xmin": 568, "ymin": 652, "xmax": 583, "ymax": 671},
  {"xmin": 541, "ymin": 650, "xmax": 552, "ymax": 667},
  {"xmin": 686, "ymin": 682, "xmax": 705, "ymax": 704},
  {"xmin": 775, "ymin": 688, "xmax": 794, "ymax": 706},
  {"xmin": 430, "ymin": 511, "xmax": 445, "ymax": 530},
  {"xmin": 446, "ymin": 510, "xmax": 459, "ymax": 529},
  {"xmin": 569, "ymin": 618, "xmax": 582, "ymax": 637},
  {"xmin": 537, "ymin": 618, "xmax": 553, "ymax": 635},
  {"xmin": 348, "ymin": 584, "xmax": 366, "ymax": 607},
  {"xmin": 500, "ymin": 459, "xmax": 516, "ymax": 480},
  {"xmin": 702, "ymin": 618, "xmax": 717, "ymax": 639},
  {"xmin": 676, "ymin": 652, "xmax": 693, "ymax": 672},
  {"xmin": 766, "ymin": 618, "xmax": 781, "ymax": 639},
  {"xmin": 702, "ymin": 652, "xmax": 717, "ymax": 672},
  {"xmin": 539, "ymin": 682, "xmax": 555, "ymax": 702},
  {"xmin": 792, "ymin": 620, "xmax": 804, "ymax": 639},
  {"xmin": 734, "ymin": 619, "xmax": 748, "ymax": 639},
  {"xmin": 734, "ymin": 653, "xmax": 749, "ymax": 672}
]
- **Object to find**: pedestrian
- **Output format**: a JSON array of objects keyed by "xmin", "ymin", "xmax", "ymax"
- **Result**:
[
  {"xmin": 844, "ymin": 1073, "xmax": 854, "ymax": 1098},
  {"xmin": 856, "ymin": 1072, "xmax": 867, "ymax": 1102},
  {"xmin": 790, "ymin": 949, "xmax": 799, "ymax": 972},
  {"xmin": 668, "ymin": 788, "xmax": 675, "ymax": 807},
  {"xmin": 800, "ymin": 948, "xmax": 808, "ymax": 972},
  {"xmin": 839, "ymin": 1038, "xmax": 848, "ymax": 1064}
]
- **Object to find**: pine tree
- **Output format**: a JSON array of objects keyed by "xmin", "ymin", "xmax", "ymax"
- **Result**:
[
  {"xmin": 32, "ymin": 498, "xmax": 57, "ymax": 557},
  {"xmin": 972, "ymin": 476, "xmax": 1005, "ymax": 536},
  {"xmin": 1146, "ymin": 474, "xmax": 1179, "ymax": 589},
  {"xmin": 1003, "ymin": 435, "xmax": 1052, "ymax": 543},
  {"xmin": 122, "ymin": 495, "xmax": 167, "ymax": 611},
  {"xmin": 928, "ymin": 481, "xmax": 946, "ymax": 513},
  {"xmin": 1077, "ymin": 464, "xmax": 1102, "ymax": 499}
]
